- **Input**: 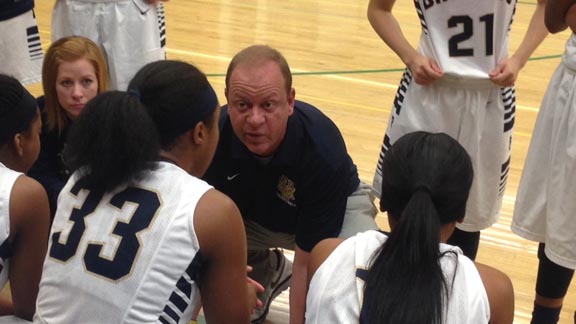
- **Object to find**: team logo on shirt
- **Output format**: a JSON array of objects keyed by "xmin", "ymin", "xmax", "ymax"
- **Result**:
[{"xmin": 276, "ymin": 175, "xmax": 296, "ymax": 207}]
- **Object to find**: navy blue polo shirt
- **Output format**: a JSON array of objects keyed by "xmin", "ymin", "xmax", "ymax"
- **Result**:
[
  {"xmin": 0, "ymin": 0, "xmax": 34, "ymax": 21},
  {"xmin": 203, "ymin": 100, "xmax": 360, "ymax": 252}
]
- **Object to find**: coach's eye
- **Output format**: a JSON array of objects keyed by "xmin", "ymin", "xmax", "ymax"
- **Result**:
[{"xmin": 60, "ymin": 80, "xmax": 72, "ymax": 87}]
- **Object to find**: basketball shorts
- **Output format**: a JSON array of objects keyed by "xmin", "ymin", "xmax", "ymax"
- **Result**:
[
  {"xmin": 0, "ymin": 9, "xmax": 43, "ymax": 85},
  {"xmin": 51, "ymin": 0, "xmax": 166, "ymax": 90},
  {"xmin": 373, "ymin": 70, "xmax": 514, "ymax": 232},
  {"xmin": 512, "ymin": 62, "xmax": 576, "ymax": 270}
]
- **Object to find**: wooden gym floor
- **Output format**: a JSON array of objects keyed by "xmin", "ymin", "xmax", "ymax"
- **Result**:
[{"xmin": 21, "ymin": 1, "xmax": 576, "ymax": 323}]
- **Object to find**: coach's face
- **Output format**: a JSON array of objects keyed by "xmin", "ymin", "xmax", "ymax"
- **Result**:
[
  {"xmin": 226, "ymin": 60, "xmax": 295, "ymax": 157},
  {"xmin": 56, "ymin": 58, "xmax": 99, "ymax": 120}
]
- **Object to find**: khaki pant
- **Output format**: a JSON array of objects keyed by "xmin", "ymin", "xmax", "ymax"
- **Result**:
[{"xmin": 246, "ymin": 182, "xmax": 378, "ymax": 291}]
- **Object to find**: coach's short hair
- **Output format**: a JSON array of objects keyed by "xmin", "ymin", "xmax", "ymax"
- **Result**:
[{"xmin": 225, "ymin": 45, "xmax": 292, "ymax": 95}]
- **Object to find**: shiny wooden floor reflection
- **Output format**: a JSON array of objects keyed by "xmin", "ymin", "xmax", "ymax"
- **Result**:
[{"xmin": 26, "ymin": 1, "xmax": 575, "ymax": 323}]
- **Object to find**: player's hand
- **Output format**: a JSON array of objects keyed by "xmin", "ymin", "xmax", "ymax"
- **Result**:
[
  {"xmin": 489, "ymin": 57, "xmax": 520, "ymax": 87},
  {"xmin": 406, "ymin": 54, "xmax": 444, "ymax": 86},
  {"xmin": 146, "ymin": 0, "xmax": 169, "ymax": 4},
  {"xmin": 247, "ymin": 266, "xmax": 265, "ymax": 314}
]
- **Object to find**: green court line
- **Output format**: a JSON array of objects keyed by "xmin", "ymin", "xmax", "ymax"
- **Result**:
[
  {"xmin": 292, "ymin": 68, "xmax": 406, "ymax": 76},
  {"xmin": 206, "ymin": 54, "xmax": 562, "ymax": 78},
  {"xmin": 528, "ymin": 54, "xmax": 563, "ymax": 61}
]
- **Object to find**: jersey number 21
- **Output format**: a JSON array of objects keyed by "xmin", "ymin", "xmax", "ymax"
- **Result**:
[{"xmin": 448, "ymin": 14, "xmax": 494, "ymax": 57}]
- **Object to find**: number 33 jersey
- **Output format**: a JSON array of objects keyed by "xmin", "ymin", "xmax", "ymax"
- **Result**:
[
  {"xmin": 415, "ymin": 0, "xmax": 517, "ymax": 79},
  {"xmin": 35, "ymin": 162, "xmax": 212, "ymax": 324}
]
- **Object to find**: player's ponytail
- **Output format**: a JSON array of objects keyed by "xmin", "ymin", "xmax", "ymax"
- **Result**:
[
  {"xmin": 362, "ymin": 131, "xmax": 473, "ymax": 324},
  {"xmin": 64, "ymin": 91, "xmax": 160, "ymax": 192}
]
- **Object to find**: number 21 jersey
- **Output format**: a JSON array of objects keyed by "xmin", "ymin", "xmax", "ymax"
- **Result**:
[{"xmin": 415, "ymin": 0, "xmax": 517, "ymax": 79}]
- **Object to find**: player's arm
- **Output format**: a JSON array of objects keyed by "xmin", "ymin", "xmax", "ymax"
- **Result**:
[
  {"xmin": 290, "ymin": 161, "xmax": 350, "ymax": 323},
  {"xmin": 8, "ymin": 176, "xmax": 50, "ymax": 320},
  {"xmin": 194, "ymin": 189, "xmax": 256, "ymax": 324},
  {"xmin": 490, "ymin": 0, "xmax": 548, "ymax": 86},
  {"xmin": 289, "ymin": 245, "xmax": 309, "ymax": 324},
  {"xmin": 307, "ymin": 238, "xmax": 344, "ymax": 285},
  {"xmin": 367, "ymin": 0, "xmax": 443, "ymax": 85},
  {"xmin": 545, "ymin": 0, "xmax": 576, "ymax": 32},
  {"xmin": 475, "ymin": 262, "xmax": 515, "ymax": 324}
]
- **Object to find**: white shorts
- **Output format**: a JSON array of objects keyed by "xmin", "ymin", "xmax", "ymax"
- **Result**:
[
  {"xmin": 0, "ymin": 9, "xmax": 42, "ymax": 85},
  {"xmin": 0, "ymin": 316, "xmax": 31, "ymax": 324},
  {"xmin": 373, "ymin": 70, "xmax": 514, "ymax": 232},
  {"xmin": 512, "ymin": 62, "xmax": 576, "ymax": 270},
  {"xmin": 51, "ymin": 0, "xmax": 166, "ymax": 90}
]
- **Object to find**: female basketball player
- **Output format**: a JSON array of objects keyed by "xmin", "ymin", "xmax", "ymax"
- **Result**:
[
  {"xmin": 33, "ymin": 61, "xmax": 260, "ymax": 324},
  {"xmin": 29, "ymin": 36, "xmax": 109, "ymax": 218},
  {"xmin": 367, "ymin": 0, "xmax": 548, "ymax": 259},
  {"xmin": 512, "ymin": 1, "xmax": 576, "ymax": 323},
  {"xmin": 306, "ymin": 132, "xmax": 514, "ymax": 324},
  {"xmin": 0, "ymin": 74, "xmax": 50, "ymax": 321}
]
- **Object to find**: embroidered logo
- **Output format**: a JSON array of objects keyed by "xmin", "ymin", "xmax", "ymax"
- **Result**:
[
  {"xmin": 276, "ymin": 175, "xmax": 296, "ymax": 207},
  {"xmin": 227, "ymin": 173, "xmax": 240, "ymax": 181}
]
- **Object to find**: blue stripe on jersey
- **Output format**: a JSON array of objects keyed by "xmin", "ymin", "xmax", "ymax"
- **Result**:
[
  {"xmin": 158, "ymin": 252, "xmax": 204, "ymax": 324},
  {"xmin": 0, "ymin": 0, "xmax": 34, "ymax": 21},
  {"xmin": 157, "ymin": 4, "xmax": 166, "ymax": 49},
  {"xmin": 169, "ymin": 293, "xmax": 188, "ymax": 313},
  {"xmin": 499, "ymin": 156, "xmax": 511, "ymax": 196},
  {"xmin": 356, "ymin": 268, "xmax": 368, "ymax": 281},
  {"xmin": 0, "ymin": 239, "xmax": 12, "ymax": 275},
  {"xmin": 508, "ymin": 1, "xmax": 517, "ymax": 32},
  {"xmin": 394, "ymin": 69, "xmax": 412, "ymax": 116},
  {"xmin": 376, "ymin": 69, "xmax": 413, "ymax": 178},
  {"xmin": 26, "ymin": 25, "xmax": 43, "ymax": 61},
  {"xmin": 413, "ymin": 0, "xmax": 428, "ymax": 35},
  {"xmin": 162, "ymin": 305, "xmax": 180, "ymax": 323},
  {"xmin": 375, "ymin": 134, "xmax": 392, "ymax": 178},
  {"xmin": 0, "ymin": 238, "xmax": 13, "ymax": 260},
  {"xmin": 176, "ymin": 277, "xmax": 191, "ymax": 297},
  {"xmin": 502, "ymin": 87, "xmax": 516, "ymax": 132}
]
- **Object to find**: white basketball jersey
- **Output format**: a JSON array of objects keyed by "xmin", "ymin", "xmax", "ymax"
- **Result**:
[
  {"xmin": 306, "ymin": 230, "xmax": 490, "ymax": 324},
  {"xmin": 416, "ymin": 0, "xmax": 517, "ymax": 79},
  {"xmin": 35, "ymin": 162, "xmax": 212, "ymax": 324},
  {"xmin": 0, "ymin": 163, "xmax": 20, "ymax": 291},
  {"xmin": 563, "ymin": 33, "xmax": 576, "ymax": 71}
]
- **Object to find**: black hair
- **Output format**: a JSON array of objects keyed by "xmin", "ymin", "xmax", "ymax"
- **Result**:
[
  {"xmin": 0, "ymin": 74, "xmax": 38, "ymax": 145},
  {"xmin": 64, "ymin": 91, "xmax": 160, "ymax": 192},
  {"xmin": 127, "ymin": 60, "xmax": 218, "ymax": 150},
  {"xmin": 363, "ymin": 131, "xmax": 474, "ymax": 324}
]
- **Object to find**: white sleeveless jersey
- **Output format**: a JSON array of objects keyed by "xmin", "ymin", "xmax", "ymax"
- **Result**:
[
  {"xmin": 306, "ymin": 230, "xmax": 490, "ymax": 323},
  {"xmin": 563, "ymin": 33, "xmax": 576, "ymax": 71},
  {"xmin": 416, "ymin": 0, "xmax": 517, "ymax": 79},
  {"xmin": 512, "ymin": 33, "xmax": 576, "ymax": 269},
  {"xmin": 0, "ymin": 163, "xmax": 20, "ymax": 291},
  {"xmin": 35, "ymin": 162, "xmax": 212, "ymax": 324}
]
